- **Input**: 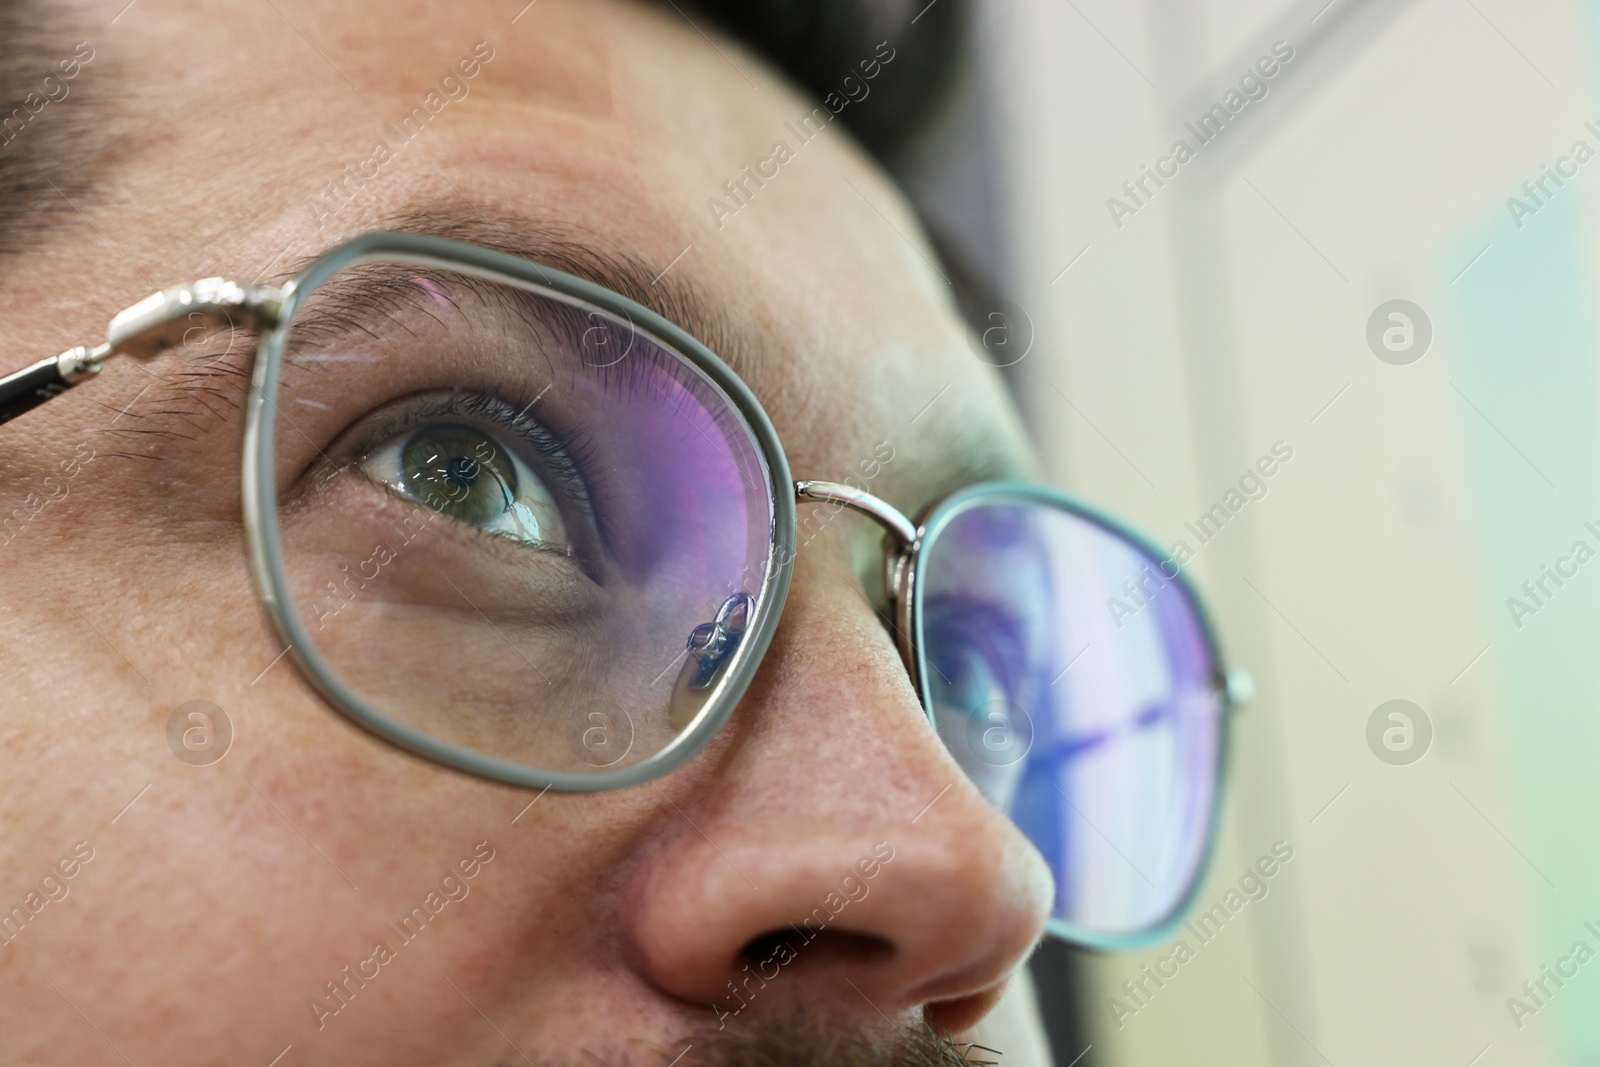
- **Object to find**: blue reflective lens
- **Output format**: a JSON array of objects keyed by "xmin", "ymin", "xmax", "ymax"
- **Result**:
[{"xmin": 917, "ymin": 494, "xmax": 1223, "ymax": 942}]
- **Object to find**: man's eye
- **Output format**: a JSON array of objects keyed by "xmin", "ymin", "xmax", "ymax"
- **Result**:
[
  {"xmin": 925, "ymin": 599, "xmax": 1030, "ymax": 710},
  {"xmin": 358, "ymin": 422, "xmax": 571, "ymax": 552}
]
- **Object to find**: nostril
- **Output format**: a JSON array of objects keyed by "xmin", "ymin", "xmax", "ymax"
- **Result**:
[
  {"xmin": 924, "ymin": 985, "xmax": 1011, "ymax": 1037},
  {"xmin": 739, "ymin": 927, "xmax": 896, "ymax": 973}
]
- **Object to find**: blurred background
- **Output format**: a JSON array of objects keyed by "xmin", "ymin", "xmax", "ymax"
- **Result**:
[{"xmin": 895, "ymin": 0, "xmax": 1600, "ymax": 1063}]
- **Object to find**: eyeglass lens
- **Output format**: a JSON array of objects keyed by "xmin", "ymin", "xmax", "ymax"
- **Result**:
[
  {"xmin": 917, "ymin": 499, "xmax": 1224, "ymax": 940},
  {"xmin": 268, "ymin": 260, "xmax": 777, "ymax": 776}
]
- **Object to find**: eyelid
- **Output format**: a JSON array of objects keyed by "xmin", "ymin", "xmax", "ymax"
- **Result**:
[
  {"xmin": 927, "ymin": 595, "xmax": 1032, "ymax": 668},
  {"xmin": 344, "ymin": 389, "xmax": 597, "ymax": 522},
  {"xmin": 358, "ymin": 426, "xmax": 572, "ymax": 554},
  {"xmin": 311, "ymin": 389, "xmax": 607, "ymax": 580},
  {"xmin": 285, "ymin": 267, "xmax": 628, "ymax": 390}
]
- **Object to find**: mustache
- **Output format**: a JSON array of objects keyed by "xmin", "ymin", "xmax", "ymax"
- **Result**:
[{"xmin": 524, "ymin": 1014, "xmax": 999, "ymax": 1067}]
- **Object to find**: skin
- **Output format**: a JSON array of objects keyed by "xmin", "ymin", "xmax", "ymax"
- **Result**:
[{"xmin": 0, "ymin": 0, "xmax": 1057, "ymax": 1063}]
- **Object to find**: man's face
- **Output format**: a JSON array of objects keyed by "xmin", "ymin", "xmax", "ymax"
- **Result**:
[{"xmin": 0, "ymin": 1, "xmax": 1054, "ymax": 1062}]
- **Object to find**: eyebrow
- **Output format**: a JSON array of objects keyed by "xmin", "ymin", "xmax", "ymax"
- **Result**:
[
  {"xmin": 116, "ymin": 204, "xmax": 1028, "ymax": 499},
  {"xmin": 340, "ymin": 206, "xmax": 752, "ymax": 380},
  {"xmin": 107, "ymin": 204, "xmax": 755, "ymax": 455}
]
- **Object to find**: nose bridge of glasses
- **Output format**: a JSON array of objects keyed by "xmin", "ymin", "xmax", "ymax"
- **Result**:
[
  {"xmin": 793, "ymin": 480, "xmax": 918, "ymax": 546},
  {"xmin": 794, "ymin": 481, "xmax": 921, "ymax": 683}
]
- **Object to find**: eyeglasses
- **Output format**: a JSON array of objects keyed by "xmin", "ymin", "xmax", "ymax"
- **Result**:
[{"xmin": 0, "ymin": 232, "xmax": 1248, "ymax": 948}]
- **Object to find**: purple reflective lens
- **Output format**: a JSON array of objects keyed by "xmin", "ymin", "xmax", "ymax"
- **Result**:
[
  {"xmin": 915, "ymin": 494, "xmax": 1223, "ymax": 941},
  {"xmin": 270, "ymin": 261, "xmax": 776, "ymax": 777}
]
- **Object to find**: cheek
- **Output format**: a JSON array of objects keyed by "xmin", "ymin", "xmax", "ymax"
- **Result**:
[
  {"xmin": 0, "ymin": 673, "xmax": 670, "ymax": 1058},
  {"xmin": 0, "ymin": 481, "xmax": 639, "ymax": 1052}
]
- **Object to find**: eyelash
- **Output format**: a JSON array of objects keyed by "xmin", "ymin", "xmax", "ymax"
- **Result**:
[{"xmin": 349, "ymin": 387, "xmax": 600, "ymax": 523}]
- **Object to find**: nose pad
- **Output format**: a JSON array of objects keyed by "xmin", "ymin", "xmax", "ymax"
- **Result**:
[
  {"xmin": 884, "ymin": 546, "xmax": 921, "ymax": 680},
  {"xmin": 669, "ymin": 592, "xmax": 755, "ymax": 729}
]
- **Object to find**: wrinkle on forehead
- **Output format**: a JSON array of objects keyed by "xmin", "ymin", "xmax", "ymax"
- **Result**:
[
  {"xmin": 344, "ymin": 0, "xmax": 617, "ymax": 118},
  {"xmin": 48, "ymin": 0, "xmax": 1032, "ymax": 517}
]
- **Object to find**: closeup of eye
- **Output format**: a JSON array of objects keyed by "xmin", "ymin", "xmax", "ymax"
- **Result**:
[
  {"xmin": 347, "ymin": 390, "xmax": 591, "ymax": 555},
  {"xmin": 925, "ymin": 599, "xmax": 1030, "ymax": 715}
]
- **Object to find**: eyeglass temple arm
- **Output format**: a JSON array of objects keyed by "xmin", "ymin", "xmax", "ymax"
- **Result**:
[{"xmin": 0, "ymin": 278, "xmax": 284, "ymax": 427}]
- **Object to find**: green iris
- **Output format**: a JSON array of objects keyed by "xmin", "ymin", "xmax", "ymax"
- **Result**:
[
  {"xmin": 358, "ymin": 409, "xmax": 571, "ymax": 551},
  {"xmin": 399, "ymin": 425, "xmax": 516, "ymax": 524}
]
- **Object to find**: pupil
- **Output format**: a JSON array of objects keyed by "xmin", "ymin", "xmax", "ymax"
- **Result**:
[{"xmin": 444, "ymin": 455, "xmax": 480, "ymax": 490}]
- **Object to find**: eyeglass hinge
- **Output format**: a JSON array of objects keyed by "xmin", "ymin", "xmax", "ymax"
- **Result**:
[
  {"xmin": 1224, "ymin": 668, "xmax": 1254, "ymax": 707},
  {"xmin": 95, "ymin": 278, "xmax": 286, "ymax": 366},
  {"xmin": 0, "ymin": 280, "xmax": 288, "ymax": 427}
]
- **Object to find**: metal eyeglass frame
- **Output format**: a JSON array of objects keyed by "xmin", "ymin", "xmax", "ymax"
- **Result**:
[{"xmin": 0, "ymin": 232, "xmax": 1249, "ymax": 949}]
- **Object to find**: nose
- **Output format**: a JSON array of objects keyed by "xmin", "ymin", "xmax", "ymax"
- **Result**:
[{"xmin": 623, "ymin": 570, "xmax": 1054, "ymax": 1035}]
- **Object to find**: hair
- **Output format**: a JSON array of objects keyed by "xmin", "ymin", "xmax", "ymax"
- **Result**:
[
  {"xmin": 668, "ymin": 0, "xmax": 995, "ymax": 334},
  {"xmin": 667, "ymin": 0, "xmax": 969, "ymax": 165},
  {"xmin": 0, "ymin": 3, "xmax": 112, "ymax": 258},
  {"xmin": 653, "ymin": 1015, "xmax": 996, "ymax": 1067}
]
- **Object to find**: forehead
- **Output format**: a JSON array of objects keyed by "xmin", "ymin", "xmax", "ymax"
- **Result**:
[{"xmin": 60, "ymin": 0, "xmax": 1032, "ymax": 504}]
